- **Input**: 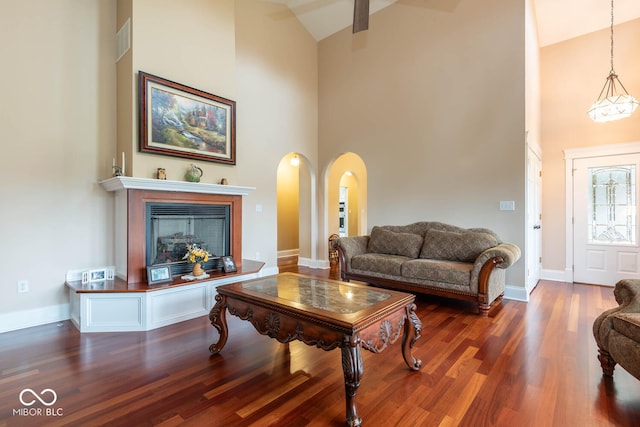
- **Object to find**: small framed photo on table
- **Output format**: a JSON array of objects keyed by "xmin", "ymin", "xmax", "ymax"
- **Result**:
[
  {"xmin": 147, "ymin": 264, "xmax": 173, "ymax": 285},
  {"xmin": 221, "ymin": 256, "xmax": 237, "ymax": 273}
]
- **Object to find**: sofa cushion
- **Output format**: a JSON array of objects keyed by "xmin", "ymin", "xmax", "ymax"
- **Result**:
[
  {"xmin": 351, "ymin": 253, "xmax": 407, "ymax": 276},
  {"xmin": 402, "ymin": 259, "xmax": 473, "ymax": 286},
  {"xmin": 612, "ymin": 312, "xmax": 640, "ymax": 342},
  {"xmin": 419, "ymin": 229, "xmax": 497, "ymax": 262},
  {"xmin": 367, "ymin": 226, "xmax": 423, "ymax": 258}
]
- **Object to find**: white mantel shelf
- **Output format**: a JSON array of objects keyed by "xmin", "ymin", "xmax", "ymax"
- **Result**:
[{"xmin": 100, "ymin": 176, "xmax": 255, "ymax": 196}]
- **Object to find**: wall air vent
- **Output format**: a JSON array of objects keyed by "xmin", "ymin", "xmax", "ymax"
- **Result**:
[{"xmin": 116, "ymin": 18, "xmax": 130, "ymax": 63}]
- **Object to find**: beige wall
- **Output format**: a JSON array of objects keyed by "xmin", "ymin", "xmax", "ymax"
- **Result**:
[
  {"xmin": 235, "ymin": 1, "xmax": 318, "ymax": 266},
  {"xmin": 0, "ymin": 0, "xmax": 116, "ymax": 319},
  {"xmin": 318, "ymin": 0, "xmax": 527, "ymax": 288},
  {"xmin": 121, "ymin": 0, "xmax": 237, "ymax": 181},
  {"xmin": 540, "ymin": 18, "xmax": 640, "ymax": 273}
]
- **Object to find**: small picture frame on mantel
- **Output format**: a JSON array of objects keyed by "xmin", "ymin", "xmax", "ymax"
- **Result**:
[
  {"xmin": 147, "ymin": 264, "xmax": 173, "ymax": 285},
  {"xmin": 221, "ymin": 256, "xmax": 237, "ymax": 273}
]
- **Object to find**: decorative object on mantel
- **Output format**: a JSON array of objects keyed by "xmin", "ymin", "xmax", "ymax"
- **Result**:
[
  {"xmin": 138, "ymin": 71, "xmax": 236, "ymax": 165},
  {"xmin": 221, "ymin": 255, "xmax": 237, "ymax": 273},
  {"xmin": 219, "ymin": 178, "xmax": 228, "ymax": 185},
  {"xmin": 182, "ymin": 243, "xmax": 212, "ymax": 278},
  {"xmin": 81, "ymin": 267, "xmax": 115, "ymax": 284},
  {"xmin": 185, "ymin": 163, "xmax": 203, "ymax": 182},
  {"xmin": 587, "ymin": 0, "xmax": 638, "ymax": 122},
  {"xmin": 156, "ymin": 168, "xmax": 166, "ymax": 180},
  {"xmin": 112, "ymin": 157, "xmax": 122, "ymax": 177},
  {"xmin": 146, "ymin": 264, "xmax": 173, "ymax": 285}
]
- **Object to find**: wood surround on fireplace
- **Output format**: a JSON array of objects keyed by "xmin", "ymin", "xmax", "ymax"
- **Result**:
[{"xmin": 100, "ymin": 177, "xmax": 254, "ymax": 284}]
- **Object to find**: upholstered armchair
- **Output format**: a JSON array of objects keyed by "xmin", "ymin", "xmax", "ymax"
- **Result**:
[{"xmin": 593, "ymin": 279, "xmax": 640, "ymax": 380}]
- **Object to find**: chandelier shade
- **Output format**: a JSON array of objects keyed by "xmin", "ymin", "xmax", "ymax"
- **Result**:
[
  {"xmin": 588, "ymin": 72, "xmax": 639, "ymax": 123},
  {"xmin": 588, "ymin": 0, "xmax": 638, "ymax": 123}
]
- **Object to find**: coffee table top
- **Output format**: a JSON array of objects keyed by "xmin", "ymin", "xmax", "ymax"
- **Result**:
[{"xmin": 216, "ymin": 273, "xmax": 415, "ymax": 328}]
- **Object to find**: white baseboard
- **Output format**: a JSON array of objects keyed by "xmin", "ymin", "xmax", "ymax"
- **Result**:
[
  {"xmin": 504, "ymin": 284, "xmax": 529, "ymax": 302},
  {"xmin": 277, "ymin": 249, "xmax": 299, "ymax": 258},
  {"xmin": 298, "ymin": 257, "xmax": 330, "ymax": 269},
  {"xmin": 541, "ymin": 268, "xmax": 569, "ymax": 283},
  {"xmin": 0, "ymin": 304, "xmax": 70, "ymax": 334}
]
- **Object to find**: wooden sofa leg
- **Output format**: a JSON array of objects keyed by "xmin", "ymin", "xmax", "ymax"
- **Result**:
[
  {"xmin": 597, "ymin": 348, "xmax": 616, "ymax": 377},
  {"xmin": 478, "ymin": 294, "xmax": 504, "ymax": 317},
  {"xmin": 478, "ymin": 302, "xmax": 490, "ymax": 317}
]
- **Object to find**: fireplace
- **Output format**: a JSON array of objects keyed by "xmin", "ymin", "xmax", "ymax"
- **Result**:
[
  {"xmin": 146, "ymin": 202, "xmax": 230, "ymax": 275},
  {"xmin": 99, "ymin": 177, "xmax": 252, "ymax": 285},
  {"xmin": 126, "ymin": 188, "xmax": 243, "ymax": 284}
]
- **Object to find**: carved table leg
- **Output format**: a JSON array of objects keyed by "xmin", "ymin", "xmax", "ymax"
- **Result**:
[
  {"xmin": 402, "ymin": 303, "xmax": 422, "ymax": 371},
  {"xmin": 209, "ymin": 294, "xmax": 228, "ymax": 354},
  {"xmin": 341, "ymin": 338, "xmax": 364, "ymax": 427}
]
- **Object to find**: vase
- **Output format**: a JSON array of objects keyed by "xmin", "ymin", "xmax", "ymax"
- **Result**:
[{"xmin": 192, "ymin": 262, "xmax": 204, "ymax": 277}]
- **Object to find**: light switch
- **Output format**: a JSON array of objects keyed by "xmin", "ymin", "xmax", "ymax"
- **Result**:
[{"xmin": 499, "ymin": 201, "xmax": 515, "ymax": 211}]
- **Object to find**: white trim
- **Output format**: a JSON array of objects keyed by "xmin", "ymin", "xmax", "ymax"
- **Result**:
[
  {"xmin": 564, "ymin": 142, "xmax": 640, "ymax": 286},
  {"xmin": 541, "ymin": 268, "xmax": 568, "ymax": 282},
  {"xmin": 277, "ymin": 249, "xmax": 299, "ymax": 258},
  {"xmin": 100, "ymin": 176, "xmax": 255, "ymax": 196},
  {"xmin": 0, "ymin": 304, "xmax": 70, "ymax": 334},
  {"xmin": 298, "ymin": 257, "xmax": 330, "ymax": 269},
  {"xmin": 504, "ymin": 284, "xmax": 529, "ymax": 302}
]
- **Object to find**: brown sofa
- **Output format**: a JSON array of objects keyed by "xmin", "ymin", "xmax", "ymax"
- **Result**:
[
  {"xmin": 333, "ymin": 222, "xmax": 521, "ymax": 316},
  {"xmin": 593, "ymin": 279, "xmax": 640, "ymax": 380}
]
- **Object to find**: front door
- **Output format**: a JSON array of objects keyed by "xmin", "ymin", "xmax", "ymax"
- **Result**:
[{"xmin": 573, "ymin": 154, "xmax": 640, "ymax": 285}]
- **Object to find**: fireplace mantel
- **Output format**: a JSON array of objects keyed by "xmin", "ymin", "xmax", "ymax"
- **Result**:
[{"xmin": 100, "ymin": 176, "xmax": 254, "ymax": 196}]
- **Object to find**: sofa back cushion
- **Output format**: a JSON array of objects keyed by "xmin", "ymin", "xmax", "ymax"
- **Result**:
[
  {"xmin": 367, "ymin": 226, "xmax": 423, "ymax": 258},
  {"xmin": 420, "ymin": 229, "xmax": 498, "ymax": 262}
]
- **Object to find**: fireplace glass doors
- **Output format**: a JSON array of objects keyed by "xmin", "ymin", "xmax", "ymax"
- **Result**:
[{"xmin": 146, "ymin": 203, "xmax": 230, "ymax": 275}]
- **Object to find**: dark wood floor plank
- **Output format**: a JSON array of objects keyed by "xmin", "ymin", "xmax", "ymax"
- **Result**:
[{"xmin": 1, "ymin": 266, "xmax": 640, "ymax": 426}]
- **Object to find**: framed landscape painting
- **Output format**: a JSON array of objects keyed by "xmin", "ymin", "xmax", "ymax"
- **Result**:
[{"xmin": 139, "ymin": 71, "xmax": 236, "ymax": 165}]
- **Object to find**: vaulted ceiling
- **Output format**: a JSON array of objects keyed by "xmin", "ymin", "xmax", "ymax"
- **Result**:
[{"xmin": 265, "ymin": 0, "xmax": 640, "ymax": 47}]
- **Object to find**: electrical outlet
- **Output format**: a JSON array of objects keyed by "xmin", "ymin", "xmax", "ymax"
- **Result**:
[
  {"xmin": 255, "ymin": 251, "xmax": 261, "ymax": 260},
  {"xmin": 17, "ymin": 280, "xmax": 29, "ymax": 293}
]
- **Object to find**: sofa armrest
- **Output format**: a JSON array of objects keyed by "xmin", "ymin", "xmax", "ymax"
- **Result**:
[
  {"xmin": 469, "ymin": 242, "xmax": 521, "ymax": 308},
  {"xmin": 593, "ymin": 279, "xmax": 640, "ymax": 348},
  {"xmin": 474, "ymin": 242, "xmax": 521, "ymax": 270},
  {"xmin": 334, "ymin": 236, "xmax": 369, "ymax": 277}
]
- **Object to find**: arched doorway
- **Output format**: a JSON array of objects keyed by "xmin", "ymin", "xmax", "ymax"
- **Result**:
[
  {"xmin": 326, "ymin": 153, "xmax": 368, "ymax": 239},
  {"xmin": 276, "ymin": 152, "xmax": 316, "ymax": 268}
]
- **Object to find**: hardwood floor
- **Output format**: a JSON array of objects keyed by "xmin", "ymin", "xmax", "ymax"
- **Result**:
[{"xmin": 1, "ymin": 266, "xmax": 639, "ymax": 426}]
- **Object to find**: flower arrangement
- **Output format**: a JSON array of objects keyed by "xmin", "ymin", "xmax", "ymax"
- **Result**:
[{"xmin": 182, "ymin": 244, "xmax": 211, "ymax": 264}]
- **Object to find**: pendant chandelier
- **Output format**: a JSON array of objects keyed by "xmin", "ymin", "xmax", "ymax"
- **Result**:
[{"xmin": 587, "ymin": 0, "xmax": 638, "ymax": 123}]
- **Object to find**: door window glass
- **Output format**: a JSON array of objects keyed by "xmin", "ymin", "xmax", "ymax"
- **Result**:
[{"xmin": 588, "ymin": 165, "xmax": 636, "ymax": 244}]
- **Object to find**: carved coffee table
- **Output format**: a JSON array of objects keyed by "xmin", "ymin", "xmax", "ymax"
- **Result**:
[{"xmin": 208, "ymin": 272, "xmax": 422, "ymax": 427}]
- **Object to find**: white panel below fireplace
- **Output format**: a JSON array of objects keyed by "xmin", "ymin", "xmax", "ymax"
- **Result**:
[
  {"xmin": 68, "ymin": 272, "xmax": 262, "ymax": 332},
  {"xmin": 87, "ymin": 296, "xmax": 144, "ymax": 329},
  {"xmin": 148, "ymin": 283, "xmax": 209, "ymax": 330}
]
